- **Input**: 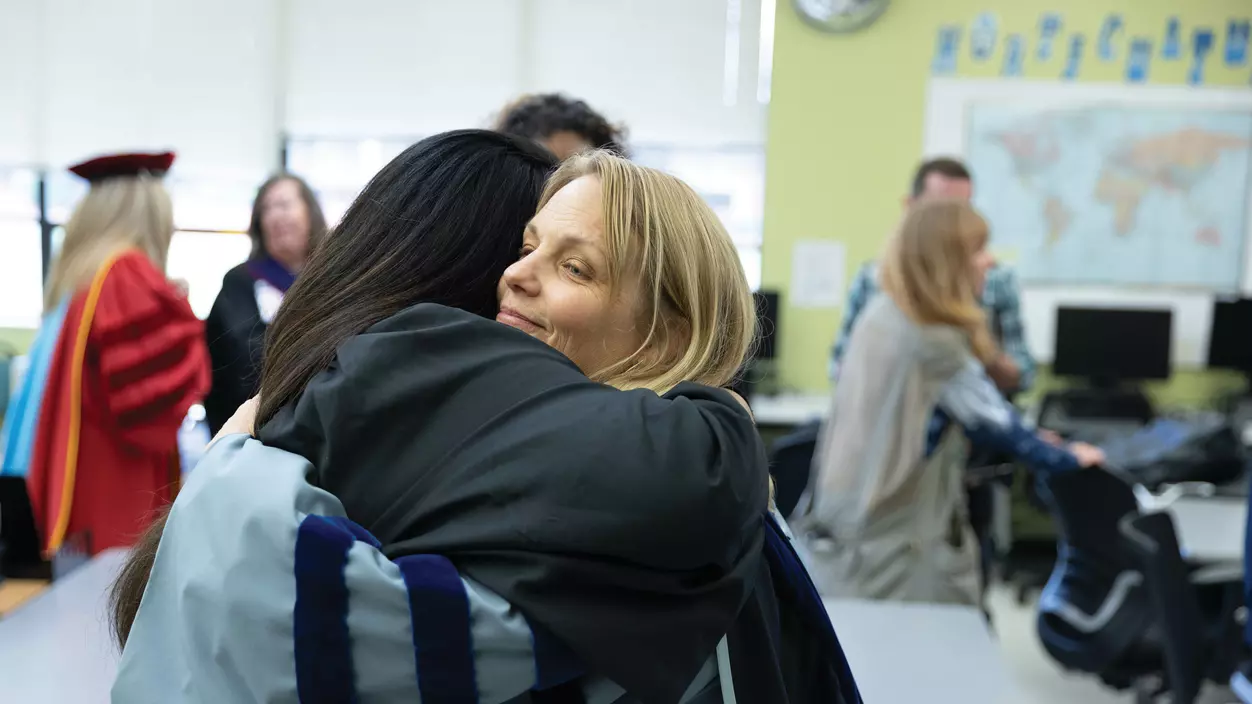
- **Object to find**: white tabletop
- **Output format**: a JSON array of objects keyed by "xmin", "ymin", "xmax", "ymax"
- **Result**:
[
  {"xmin": 1163, "ymin": 494, "xmax": 1246, "ymax": 564},
  {"xmin": 0, "ymin": 549, "xmax": 124, "ymax": 703},
  {"xmin": 826, "ymin": 598, "xmax": 1022, "ymax": 703},
  {"xmin": 750, "ymin": 393, "xmax": 830, "ymax": 426}
]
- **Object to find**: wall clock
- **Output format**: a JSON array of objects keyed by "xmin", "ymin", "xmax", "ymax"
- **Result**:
[{"xmin": 793, "ymin": 0, "xmax": 890, "ymax": 34}]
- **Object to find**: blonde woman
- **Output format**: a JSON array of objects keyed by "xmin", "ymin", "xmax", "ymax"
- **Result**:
[
  {"xmin": 0, "ymin": 152, "xmax": 209, "ymax": 556},
  {"xmin": 792, "ymin": 199, "xmax": 1103, "ymax": 607},
  {"xmin": 113, "ymin": 136, "xmax": 859, "ymax": 704}
]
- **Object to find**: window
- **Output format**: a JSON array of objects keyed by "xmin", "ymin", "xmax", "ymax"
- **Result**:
[
  {"xmin": 47, "ymin": 169, "xmax": 262, "ymax": 320},
  {"xmin": 166, "ymin": 230, "xmax": 252, "ymax": 318},
  {"xmin": 0, "ymin": 167, "xmax": 43, "ymax": 328},
  {"xmin": 164, "ymin": 173, "xmax": 259, "ymax": 318},
  {"xmin": 286, "ymin": 137, "xmax": 419, "ymax": 226},
  {"xmin": 288, "ymin": 137, "xmax": 767, "ymax": 290},
  {"xmin": 632, "ymin": 144, "xmax": 765, "ymax": 290}
]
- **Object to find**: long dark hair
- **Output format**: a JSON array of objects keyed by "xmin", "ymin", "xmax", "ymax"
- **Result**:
[
  {"xmin": 248, "ymin": 173, "xmax": 329, "ymax": 260},
  {"xmin": 108, "ymin": 130, "xmax": 557, "ymax": 649}
]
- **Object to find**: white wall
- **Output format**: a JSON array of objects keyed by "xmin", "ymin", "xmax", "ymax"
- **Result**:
[
  {"xmin": 0, "ymin": 1, "xmax": 40, "ymax": 164},
  {"xmin": 0, "ymin": 0, "xmax": 769, "ymax": 169},
  {"xmin": 285, "ymin": 0, "xmax": 525, "ymax": 138},
  {"xmin": 0, "ymin": 0, "xmax": 772, "ymax": 328},
  {"xmin": 285, "ymin": 0, "xmax": 769, "ymax": 145},
  {"xmin": 0, "ymin": 0, "xmax": 281, "ymax": 179}
]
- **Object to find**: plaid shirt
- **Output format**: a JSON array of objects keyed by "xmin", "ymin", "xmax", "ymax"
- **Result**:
[{"xmin": 829, "ymin": 262, "xmax": 1036, "ymax": 393}]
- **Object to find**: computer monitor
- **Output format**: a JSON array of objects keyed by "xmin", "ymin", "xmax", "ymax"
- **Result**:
[
  {"xmin": 1207, "ymin": 298, "xmax": 1252, "ymax": 373},
  {"xmin": 1053, "ymin": 306, "xmax": 1172, "ymax": 383},
  {"xmin": 753, "ymin": 290, "xmax": 780, "ymax": 361}
]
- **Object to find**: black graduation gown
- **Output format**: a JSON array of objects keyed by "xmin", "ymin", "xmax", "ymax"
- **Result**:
[
  {"xmin": 259, "ymin": 304, "xmax": 860, "ymax": 704},
  {"xmin": 204, "ymin": 263, "xmax": 267, "ymax": 435}
]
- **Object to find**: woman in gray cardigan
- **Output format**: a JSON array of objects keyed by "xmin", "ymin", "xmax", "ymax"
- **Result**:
[{"xmin": 793, "ymin": 199, "xmax": 1103, "ymax": 606}]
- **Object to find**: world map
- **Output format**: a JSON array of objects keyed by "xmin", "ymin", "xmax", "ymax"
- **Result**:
[{"xmin": 966, "ymin": 105, "xmax": 1252, "ymax": 289}]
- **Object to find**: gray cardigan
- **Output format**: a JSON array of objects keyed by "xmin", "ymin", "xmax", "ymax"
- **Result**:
[{"xmin": 793, "ymin": 296, "xmax": 1075, "ymax": 605}]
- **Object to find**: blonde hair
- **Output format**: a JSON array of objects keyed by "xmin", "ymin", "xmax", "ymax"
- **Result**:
[
  {"xmin": 879, "ymin": 198, "xmax": 998, "ymax": 363},
  {"xmin": 539, "ymin": 151, "xmax": 756, "ymax": 394},
  {"xmin": 44, "ymin": 175, "xmax": 174, "ymax": 311}
]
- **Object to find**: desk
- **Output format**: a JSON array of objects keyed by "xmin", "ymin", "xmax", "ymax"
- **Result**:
[
  {"xmin": 0, "ymin": 549, "xmax": 124, "ymax": 703},
  {"xmin": 1161, "ymin": 495, "xmax": 1246, "ymax": 564},
  {"xmin": 0, "ymin": 578, "xmax": 48, "ymax": 616},
  {"xmin": 826, "ymin": 598, "xmax": 1022, "ymax": 703},
  {"xmin": 751, "ymin": 393, "xmax": 829, "ymax": 427}
]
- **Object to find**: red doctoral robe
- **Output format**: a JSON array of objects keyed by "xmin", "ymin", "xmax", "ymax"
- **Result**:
[{"xmin": 27, "ymin": 249, "xmax": 210, "ymax": 555}]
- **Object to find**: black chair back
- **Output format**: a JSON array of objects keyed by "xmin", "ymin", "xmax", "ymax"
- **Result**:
[
  {"xmin": 0, "ymin": 475, "xmax": 50, "ymax": 579},
  {"xmin": 1119, "ymin": 511, "xmax": 1206, "ymax": 704},
  {"xmin": 768, "ymin": 420, "xmax": 820, "ymax": 519},
  {"xmin": 1035, "ymin": 468, "xmax": 1152, "ymax": 673}
]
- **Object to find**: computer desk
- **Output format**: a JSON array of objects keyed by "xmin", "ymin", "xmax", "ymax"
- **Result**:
[
  {"xmin": 1150, "ymin": 492, "xmax": 1246, "ymax": 565},
  {"xmin": 0, "ymin": 549, "xmax": 124, "ymax": 703},
  {"xmin": 826, "ymin": 598, "xmax": 1022, "ymax": 703},
  {"xmin": 750, "ymin": 393, "xmax": 829, "ymax": 427}
]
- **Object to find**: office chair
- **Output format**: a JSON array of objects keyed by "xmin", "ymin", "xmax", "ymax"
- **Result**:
[
  {"xmin": 1035, "ymin": 467, "xmax": 1160, "ymax": 690},
  {"xmin": 0, "ymin": 476, "xmax": 51, "ymax": 580},
  {"xmin": 1119, "ymin": 511, "xmax": 1207, "ymax": 703},
  {"xmin": 768, "ymin": 420, "xmax": 821, "ymax": 519}
]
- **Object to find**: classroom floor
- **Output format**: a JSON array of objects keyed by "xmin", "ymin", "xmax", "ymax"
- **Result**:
[{"xmin": 988, "ymin": 585, "xmax": 1237, "ymax": 703}]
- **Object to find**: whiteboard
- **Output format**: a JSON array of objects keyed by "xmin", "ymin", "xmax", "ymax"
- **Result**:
[{"xmin": 923, "ymin": 78, "xmax": 1252, "ymax": 367}]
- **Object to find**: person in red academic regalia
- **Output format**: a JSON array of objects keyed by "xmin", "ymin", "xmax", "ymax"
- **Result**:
[{"xmin": 3, "ymin": 151, "xmax": 210, "ymax": 556}]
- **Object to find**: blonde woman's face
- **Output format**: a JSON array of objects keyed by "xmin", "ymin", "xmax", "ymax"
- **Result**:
[{"xmin": 497, "ymin": 175, "xmax": 645, "ymax": 376}]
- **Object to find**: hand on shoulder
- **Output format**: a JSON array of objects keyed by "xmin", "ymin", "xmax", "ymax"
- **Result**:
[{"xmin": 208, "ymin": 396, "xmax": 259, "ymax": 448}]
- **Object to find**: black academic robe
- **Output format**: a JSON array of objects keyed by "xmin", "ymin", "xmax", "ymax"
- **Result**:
[
  {"xmin": 204, "ymin": 263, "xmax": 267, "ymax": 435},
  {"xmin": 259, "ymin": 304, "xmax": 859, "ymax": 704}
]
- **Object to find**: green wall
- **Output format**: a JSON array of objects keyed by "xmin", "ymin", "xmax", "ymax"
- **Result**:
[
  {"xmin": 0, "ymin": 328, "xmax": 37, "ymax": 354},
  {"xmin": 763, "ymin": 0, "xmax": 1251, "ymax": 399}
]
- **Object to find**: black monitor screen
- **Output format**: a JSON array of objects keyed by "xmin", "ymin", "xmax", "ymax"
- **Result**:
[
  {"xmin": 1053, "ymin": 307, "xmax": 1172, "ymax": 381},
  {"xmin": 1208, "ymin": 298, "xmax": 1252, "ymax": 372},
  {"xmin": 753, "ymin": 290, "xmax": 780, "ymax": 361}
]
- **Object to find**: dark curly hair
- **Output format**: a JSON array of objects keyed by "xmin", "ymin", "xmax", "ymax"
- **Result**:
[{"xmin": 495, "ymin": 93, "xmax": 628, "ymax": 157}]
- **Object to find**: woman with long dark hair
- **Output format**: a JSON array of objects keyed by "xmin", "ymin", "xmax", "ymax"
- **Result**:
[
  {"xmin": 111, "ymin": 133, "xmax": 858, "ymax": 703},
  {"xmin": 203, "ymin": 174, "xmax": 327, "ymax": 434}
]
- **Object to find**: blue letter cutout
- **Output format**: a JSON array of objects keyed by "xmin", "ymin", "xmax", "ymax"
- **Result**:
[
  {"xmin": 932, "ymin": 25, "xmax": 962, "ymax": 75},
  {"xmin": 970, "ymin": 13, "xmax": 998, "ymax": 62},
  {"xmin": 1037, "ymin": 13, "xmax": 1063, "ymax": 61},
  {"xmin": 1163, "ymin": 17, "xmax": 1181, "ymax": 59},
  {"xmin": 1127, "ymin": 37, "xmax": 1153, "ymax": 82},
  {"xmin": 1063, "ymin": 34, "xmax": 1086, "ymax": 79},
  {"xmin": 1190, "ymin": 28, "xmax": 1215, "ymax": 85},
  {"xmin": 1227, "ymin": 19, "xmax": 1250, "ymax": 66},
  {"xmin": 1098, "ymin": 14, "xmax": 1123, "ymax": 61},
  {"xmin": 1003, "ymin": 34, "xmax": 1025, "ymax": 77}
]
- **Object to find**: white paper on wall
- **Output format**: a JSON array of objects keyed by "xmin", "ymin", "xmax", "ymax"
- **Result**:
[{"xmin": 789, "ymin": 240, "xmax": 846, "ymax": 308}]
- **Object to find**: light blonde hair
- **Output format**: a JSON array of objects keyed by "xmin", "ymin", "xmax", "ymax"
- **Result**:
[
  {"xmin": 44, "ymin": 175, "xmax": 174, "ymax": 311},
  {"xmin": 879, "ymin": 198, "xmax": 998, "ymax": 363},
  {"xmin": 539, "ymin": 151, "xmax": 756, "ymax": 394}
]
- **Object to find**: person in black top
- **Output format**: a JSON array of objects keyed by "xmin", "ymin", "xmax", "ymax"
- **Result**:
[{"xmin": 203, "ymin": 174, "xmax": 327, "ymax": 434}]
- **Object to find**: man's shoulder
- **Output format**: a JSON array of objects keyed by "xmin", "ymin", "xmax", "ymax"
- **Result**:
[
  {"xmin": 852, "ymin": 261, "xmax": 881, "ymax": 292},
  {"xmin": 983, "ymin": 265, "xmax": 1021, "ymax": 303},
  {"xmin": 987, "ymin": 264, "xmax": 1019, "ymax": 287}
]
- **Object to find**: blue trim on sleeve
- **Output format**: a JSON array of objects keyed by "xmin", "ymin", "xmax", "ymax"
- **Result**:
[
  {"xmin": 396, "ymin": 554, "xmax": 480, "ymax": 704},
  {"xmin": 294, "ymin": 515, "xmax": 360, "ymax": 704},
  {"xmin": 322, "ymin": 515, "xmax": 383, "ymax": 548},
  {"xmin": 530, "ymin": 620, "xmax": 585, "ymax": 691},
  {"xmin": 763, "ymin": 514, "xmax": 864, "ymax": 703}
]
